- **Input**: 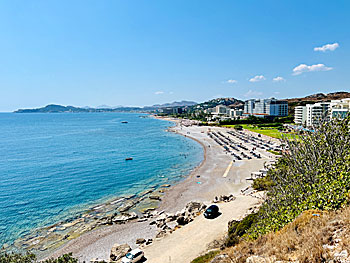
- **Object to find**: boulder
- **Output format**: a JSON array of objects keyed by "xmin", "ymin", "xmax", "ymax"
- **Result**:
[
  {"xmin": 136, "ymin": 238, "xmax": 146, "ymax": 245},
  {"xmin": 98, "ymin": 216, "xmax": 113, "ymax": 225},
  {"xmin": 149, "ymin": 195, "xmax": 162, "ymax": 201},
  {"xmin": 213, "ymin": 194, "xmax": 236, "ymax": 203},
  {"xmin": 213, "ymin": 196, "xmax": 219, "ymax": 203},
  {"xmin": 155, "ymin": 230, "xmax": 167, "ymax": 239},
  {"xmin": 165, "ymin": 213, "xmax": 177, "ymax": 222},
  {"xmin": 112, "ymin": 212, "xmax": 138, "ymax": 223},
  {"xmin": 110, "ymin": 243, "xmax": 131, "ymax": 262},
  {"xmin": 185, "ymin": 201, "xmax": 203, "ymax": 213},
  {"xmin": 145, "ymin": 238, "xmax": 153, "ymax": 245},
  {"xmin": 176, "ymin": 216, "xmax": 192, "ymax": 226}
]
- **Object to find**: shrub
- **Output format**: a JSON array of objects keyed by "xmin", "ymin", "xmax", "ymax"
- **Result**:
[
  {"xmin": 191, "ymin": 250, "xmax": 220, "ymax": 263},
  {"xmin": 225, "ymin": 213, "xmax": 258, "ymax": 247},
  {"xmin": 252, "ymin": 176, "xmax": 274, "ymax": 191},
  {"xmin": 246, "ymin": 116, "xmax": 350, "ymax": 238},
  {"xmin": 0, "ymin": 253, "xmax": 78, "ymax": 263}
]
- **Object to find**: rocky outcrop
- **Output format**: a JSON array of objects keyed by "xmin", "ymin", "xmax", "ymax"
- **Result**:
[
  {"xmin": 112, "ymin": 212, "xmax": 138, "ymax": 224},
  {"xmin": 149, "ymin": 195, "xmax": 162, "ymax": 201},
  {"xmin": 110, "ymin": 243, "xmax": 131, "ymax": 262},
  {"xmin": 136, "ymin": 238, "xmax": 146, "ymax": 244},
  {"xmin": 213, "ymin": 194, "xmax": 236, "ymax": 203}
]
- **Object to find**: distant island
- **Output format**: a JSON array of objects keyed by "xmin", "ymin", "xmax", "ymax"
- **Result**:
[{"xmin": 14, "ymin": 101, "xmax": 197, "ymax": 113}]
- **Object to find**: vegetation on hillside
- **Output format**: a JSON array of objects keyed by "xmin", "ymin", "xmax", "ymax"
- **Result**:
[
  {"xmin": 0, "ymin": 253, "xmax": 78, "ymax": 263},
  {"xmin": 226, "ymin": 207, "xmax": 350, "ymax": 262},
  {"xmin": 221, "ymin": 116, "xmax": 350, "ymax": 262},
  {"xmin": 248, "ymin": 116, "xmax": 350, "ymax": 238},
  {"xmin": 190, "ymin": 250, "xmax": 220, "ymax": 263}
]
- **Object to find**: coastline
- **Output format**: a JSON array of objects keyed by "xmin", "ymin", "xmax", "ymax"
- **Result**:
[
  {"xmin": 6, "ymin": 114, "xmax": 203, "ymax": 259},
  {"xmin": 37, "ymin": 116, "xmax": 206, "ymax": 260},
  {"xmin": 45, "ymin": 117, "xmax": 274, "ymax": 262}
]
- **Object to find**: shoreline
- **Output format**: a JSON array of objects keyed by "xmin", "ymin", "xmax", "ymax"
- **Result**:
[
  {"xmin": 36, "ymin": 117, "xmax": 206, "ymax": 260},
  {"xmin": 45, "ymin": 117, "xmax": 275, "ymax": 262},
  {"xmin": 6, "ymin": 115, "xmax": 203, "ymax": 260}
]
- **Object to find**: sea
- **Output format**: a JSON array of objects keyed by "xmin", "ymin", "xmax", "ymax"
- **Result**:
[{"xmin": 0, "ymin": 112, "xmax": 203, "ymax": 250}]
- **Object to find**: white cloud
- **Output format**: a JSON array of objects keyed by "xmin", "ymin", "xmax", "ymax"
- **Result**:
[
  {"xmin": 292, "ymin": 63, "xmax": 333, "ymax": 75},
  {"xmin": 244, "ymin": 90, "xmax": 263, "ymax": 98},
  {"xmin": 169, "ymin": 91, "xmax": 174, "ymax": 95},
  {"xmin": 154, "ymin": 91, "xmax": 164, "ymax": 95},
  {"xmin": 226, "ymin": 79, "xmax": 237, "ymax": 84},
  {"xmin": 249, "ymin": 75, "xmax": 266, "ymax": 82},
  {"xmin": 314, "ymin": 43, "xmax": 339, "ymax": 52},
  {"xmin": 273, "ymin": 76, "xmax": 285, "ymax": 82}
]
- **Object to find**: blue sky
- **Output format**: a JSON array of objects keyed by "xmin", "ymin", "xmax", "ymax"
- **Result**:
[{"xmin": 0, "ymin": 0, "xmax": 349, "ymax": 111}]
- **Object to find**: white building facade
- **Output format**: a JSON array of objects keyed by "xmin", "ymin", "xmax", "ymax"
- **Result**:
[
  {"xmin": 244, "ymin": 98, "xmax": 288, "ymax": 117},
  {"xmin": 306, "ymin": 102, "xmax": 331, "ymax": 127},
  {"xmin": 295, "ymin": 99, "xmax": 350, "ymax": 127},
  {"xmin": 205, "ymin": 105, "xmax": 243, "ymax": 120},
  {"xmin": 294, "ymin": 106, "xmax": 307, "ymax": 125},
  {"xmin": 330, "ymin": 98, "xmax": 350, "ymax": 119}
]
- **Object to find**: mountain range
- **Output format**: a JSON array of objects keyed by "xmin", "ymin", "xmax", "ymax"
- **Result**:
[
  {"xmin": 14, "ymin": 101, "xmax": 197, "ymax": 113},
  {"xmin": 14, "ymin": 92, "xmax": 350, "ymax": 113}
]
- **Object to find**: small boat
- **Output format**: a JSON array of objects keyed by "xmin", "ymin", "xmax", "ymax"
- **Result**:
[
  {"xmin": 125, "ymin": 157, "xmax": 133, "ymax": 161},
  {"xmin": 121, "ymin": 121, "xmax": 128, "ymax": 124}
]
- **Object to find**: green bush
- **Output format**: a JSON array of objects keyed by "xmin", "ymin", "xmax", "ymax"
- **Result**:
[
  {"xmin": 225, "ymin": 213, "xmax": 258, "ymax": 247},
  {"xmin": 0, "ymin": 253, "xmax": 36, "ymax": 263},
  {"xmin": 252, "ymin": 176, "xmax": 275, "ymax": 191},
  {"xmin": 191, "ymin": 250, "xmax": 220, "ymax": 263},
  {"xmin": 0, "ymin": 253, "xmax": 78, "ymax": 263}
]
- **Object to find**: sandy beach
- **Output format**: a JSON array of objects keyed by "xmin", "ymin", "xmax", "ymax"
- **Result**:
[{"xmin": 47, "ymin": 118, "xmax": 276, "ymax": 262}]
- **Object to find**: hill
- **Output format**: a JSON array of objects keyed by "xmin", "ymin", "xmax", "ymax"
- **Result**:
[
  {"xmin": 14, "ymin": 101, "xmax": 198, "ymax": 113},
  {"xmin": 286, "ymin": 91, "xmax": 350, "ymax": 115},
  {"xmin": 14, "ymin": 104, "xmax": 142, "ymax": 113},
  {"xmin": 151, "ymin": 100, "xmax": 197, "ymax": 108},
  {"xmin": 190, "ymin": 97, "xmax": 244, "ymax": 112}
]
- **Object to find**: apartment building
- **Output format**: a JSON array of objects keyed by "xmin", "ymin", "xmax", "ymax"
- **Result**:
[
  {"xmin": 244, "ymin": 98, "xmax": 288, "ymax": 117},
  {"xmin": 294, "ymin": 106, "xmax": 307, "ymax": 125},
  {"xmin": 305, "ymin": 102, "xmax": 331, "ymax": 127},
  {"xmin": 205, "ymin": 105, "xmax": 243, "ymax": 120},
  {"xmin": 330, "ymin": 98, "xmax": 350, "ymax": 119}
]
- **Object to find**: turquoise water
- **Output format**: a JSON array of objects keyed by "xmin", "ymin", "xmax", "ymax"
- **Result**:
[{"xmin": 0, "ymin": 113, "xmax": 203, "ymax": 247}]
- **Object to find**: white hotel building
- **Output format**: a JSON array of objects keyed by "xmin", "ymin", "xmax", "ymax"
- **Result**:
[
  {"xmin": 205, "ymin": 105, "xmax": 243, "ymax": 120},
  {"xmin": 294, "ymin": 98, "xmax": 350, "ymax": 127},
  {"xmin": 244, "ymin": 98, "xmax": 288, "ymax": 117}
]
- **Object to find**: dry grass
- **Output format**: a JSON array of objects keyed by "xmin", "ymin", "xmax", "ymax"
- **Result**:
[{"xmin": 224, "ymin": 207, "xmax": 350, "ymax": 262}]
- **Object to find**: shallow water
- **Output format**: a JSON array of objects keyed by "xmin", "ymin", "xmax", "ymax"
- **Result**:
[{"xmin": 0, "ymin": 113, "xmax": 203, "ymax": 248}]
